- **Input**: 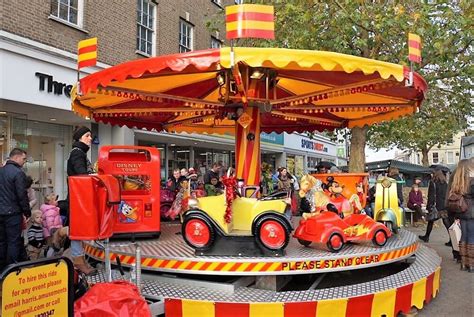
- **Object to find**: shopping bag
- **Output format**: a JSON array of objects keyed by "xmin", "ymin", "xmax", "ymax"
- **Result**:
[{"xmin": 448, "ymin": 221, "xmax": 462, "ymax": 252}]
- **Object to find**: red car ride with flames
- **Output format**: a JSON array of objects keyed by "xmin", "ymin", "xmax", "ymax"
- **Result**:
[{"xmin": 294, "ymin": 205, "xmax": 392, "ymax": 252}]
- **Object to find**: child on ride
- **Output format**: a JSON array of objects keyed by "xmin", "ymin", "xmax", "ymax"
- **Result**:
[
  {"xmin": 26, "ymin": 209, "xmax": 46, "ymax": 260},
  {"xmin": 40, "ymin": 193, "xmax": 68, "ymax": 256}
]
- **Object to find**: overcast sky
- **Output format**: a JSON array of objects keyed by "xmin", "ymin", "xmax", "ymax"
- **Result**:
[{"xmin": 365, "ymin": 146, "xmax": 397, "ymax": 162}]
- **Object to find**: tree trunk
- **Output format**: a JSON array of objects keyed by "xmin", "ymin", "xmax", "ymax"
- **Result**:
[
  {"xmin": 348, "ymin": 126, "xmax": 369, "ymax": 172},
  {"xmin": 421, "ymin": 147, "xmax": 429, "ymax": 167}
]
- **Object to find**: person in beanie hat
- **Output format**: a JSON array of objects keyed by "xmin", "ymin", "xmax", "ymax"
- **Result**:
[{"xmin": 67, "ymin": 126, "xmax": 96, "ymax": 275}]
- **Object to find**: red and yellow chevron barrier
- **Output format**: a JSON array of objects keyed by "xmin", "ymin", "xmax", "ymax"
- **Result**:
[
  {"xmin": 164, "ymin": 267, "xmax": 440, "ymax": 317},
  {"xmin": 84, "ymin": 243, "xmax": 417, "ymax": 274}
]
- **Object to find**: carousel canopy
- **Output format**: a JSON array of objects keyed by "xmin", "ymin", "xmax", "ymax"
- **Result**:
[{"xmin": 72, "ymin": 47, "xmax": 427, "ymax": 134}]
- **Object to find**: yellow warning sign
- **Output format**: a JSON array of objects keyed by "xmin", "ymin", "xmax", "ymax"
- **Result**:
[
  {"xmin": 237, "ymin": 112, "xmax": 253, "ymax": 128},
  {"xmin": 2, "ymin": 262, "xmax": 69, "ymax": 317}
]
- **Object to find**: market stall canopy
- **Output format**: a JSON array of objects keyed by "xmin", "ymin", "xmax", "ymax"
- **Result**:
[{"xmin": 72, "ymin": 47, "xmax": 427, "ymax": 135}]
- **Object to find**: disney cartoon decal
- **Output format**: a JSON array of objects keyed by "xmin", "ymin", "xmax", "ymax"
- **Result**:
[{"xmin": 118, "ymin": 201, "xmax": 139, "ymax": 223}]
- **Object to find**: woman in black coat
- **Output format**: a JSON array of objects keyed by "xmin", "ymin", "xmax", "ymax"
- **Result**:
[
  {"xmin": 419, "ymin": 169, "xmax": 448, "ymax": 242},
  {"xmin": 67, "ymin": 126, "xmax": 97, "ymax": 275}
]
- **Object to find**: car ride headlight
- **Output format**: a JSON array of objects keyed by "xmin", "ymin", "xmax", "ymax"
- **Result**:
[{"xmin": 187, "ymin": 198, "xmax": 199, "ymax": 209}]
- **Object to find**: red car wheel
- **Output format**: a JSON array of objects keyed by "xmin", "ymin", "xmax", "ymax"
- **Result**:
[
  {"xmin": 373, "ymin": 229, "xmax": 388, "ymax": 247},
  {"xmin": 327, "ymin": 233, "xmax": 344, "ymax": 252},
  {"xmin": 257, "ymin": 219, "xmax": 289, "ymax": 251},
  {"xmin": 183, "ymin": 217, "xmax": 214, "ymax": 249}
]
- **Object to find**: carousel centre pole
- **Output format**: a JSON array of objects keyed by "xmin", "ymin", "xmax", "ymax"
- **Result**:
[{"xmin": 235, "ymin": 106, "xmax": 261, "ymax": 187}]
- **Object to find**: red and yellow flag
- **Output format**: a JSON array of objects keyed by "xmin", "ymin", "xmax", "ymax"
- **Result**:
[
  {"xmin": 408, "ymin": 33, "xmax": 421, "ymax": 64},
  {"xmin": 225, "ymin": 4, "xmax": 274, "ymax": 40},
  {"xmin": 77, "ymin": 38, "xmax": 98, "ymax": 70}
]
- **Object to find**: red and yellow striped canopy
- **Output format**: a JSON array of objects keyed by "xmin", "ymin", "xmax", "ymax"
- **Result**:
[{"xmin": 71, "ymin": 47, "xmax": 427, "ymax": 134}]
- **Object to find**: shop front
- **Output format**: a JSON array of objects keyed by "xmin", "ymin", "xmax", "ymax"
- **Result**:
[
  {"xmin": 135, "ymin": 130, "xmax": 284, "ymax": 181},
  {"xmin": 0, "ymin": 32, "xmax": 99, "ymax": 200},
  {"xmin": 283, "ymin": 133, "xmax": 338, "ymax": 177}
]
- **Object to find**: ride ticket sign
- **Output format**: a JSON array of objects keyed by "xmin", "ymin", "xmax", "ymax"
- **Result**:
[{"xmin": 2, "ymin": 261, "xmax": 70, "ymax": 317}]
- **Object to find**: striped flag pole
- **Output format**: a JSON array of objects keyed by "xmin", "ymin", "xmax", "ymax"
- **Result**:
[
  {"xmin": 77, "ymin": 37, "xmax": 98, "ymax": 94},
  {"xmin": 407, "ymin": 33, "xmax": 421, "ymax": 86}
]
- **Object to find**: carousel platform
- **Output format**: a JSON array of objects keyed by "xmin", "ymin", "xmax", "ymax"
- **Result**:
[
  {"xmin": 84, "ymin": 223, "xmax": 419, "ymax": 276},
  {"xmin": 88, "ymin": 244, "xmax": 441, "ymax": 317}
]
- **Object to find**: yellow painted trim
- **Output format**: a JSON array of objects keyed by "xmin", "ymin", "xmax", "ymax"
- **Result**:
[
  {"xmin": 371, "ymin": 289, "xmax": 396, "ymax": 317},
  {"xmin": 249, "ymin": 302, "xmax": 283, "ymax": 317},
  {"xmin": 316, "ymin": 298, "xmax": 348, "ymax": 316},
  {"xmin": 433, "ymin": 267, "xmax": 441, "ymax": 296},
  {"xmin": 411, "ymin": 277, "xmax": 427, "ymax": 309},
  {"xmin": 220, "ymin": 47, "xmax": 405, "ymax": 82},
  {"xmin": 182, "ymin": 299, "xmax": 215, "ymax": 317}
]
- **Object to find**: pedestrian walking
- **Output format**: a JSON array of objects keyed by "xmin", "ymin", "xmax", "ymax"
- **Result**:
[
  {"xmin": 0, "ymin": 148, "xmax": 31, "ymax": 271},
  {"xmin": 449, "ymin": 159, "xmax": 474, "ymax": 272},
  {"xmin": 67, "ymin": 126, "xmax": 97, "ymax": 275},
  {"xmin": 419, "ymin": 169, "xmax": 448, "ymax": 243}
]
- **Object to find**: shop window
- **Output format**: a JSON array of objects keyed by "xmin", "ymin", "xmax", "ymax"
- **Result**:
[
  {"xmin": 211, "ymin": 36, "xmax": 222, "ymax": 49},
  {"xmin": 50, "ymin": 0, "xmax": 84, "ymax": 27},
  {"xmin": 137, "ymin": 0, "xmax": 156, "ymax": 56},
  {"xmin": 432, "ymin": 152, "xmax": 439, "ymax": 164},
  {"xmin": 179, "ymin": 19, "xmax": 193, "ymax": 53},
  {"xmin": 446, "ymin": 151, "xmax": 454, "ymax": 164}
]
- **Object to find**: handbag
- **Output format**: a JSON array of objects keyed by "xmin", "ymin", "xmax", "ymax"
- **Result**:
[
  {"xmin": 448, "ymin": 220, "xmax": 462, "ymax": 251},
  {"xmin": 426, "ymin": 206, "xmax": 440, "ymax": 221},
  {"xmin": 426, "ymin": 181, "xmax": 440, "ymax": 221},
  {"xmin": 446, "ymin": 192, "xmax": 468, "ymax": 213}
]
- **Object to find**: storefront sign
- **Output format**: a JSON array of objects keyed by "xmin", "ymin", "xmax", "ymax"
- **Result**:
[
  {"xmin": 301, "ymin": 139, "xmax": 327, "ymax": 152},
  {"xmin": 1, "ymin": 261, "xmax": 70, "ymax": 317},
  {"xmin": 284, "ymin": 133, "xmax": 337, "ymax": 156},
  {"xmin": 35, "ymin": 72, "xmax": 73, "ymax": 98},
  {"xmin": 260, "ymin": 132, "xmax": 284, "ymax": 145}
]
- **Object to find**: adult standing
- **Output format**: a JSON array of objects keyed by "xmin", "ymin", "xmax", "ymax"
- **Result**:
[
  {"xmin": 388, "ymin": 167, "xmax": 404, "ymax": 206},
  {"xmin": 449, "ymin": 159, "xmax": 474, "ymax": 272},
  {"xmin": 0, "ymin": 148, "xmax": 31, "ymax": 271},
  {"xmin": 67, "ymin": 126, "xmax": 96, "ymax": 275},
  {"xmin": 419, "ymin": 169, "xmax": 448, "ymax": 242}
]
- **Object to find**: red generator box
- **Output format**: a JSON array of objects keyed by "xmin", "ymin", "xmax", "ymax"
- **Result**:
[{"xmin": 98, "ymin": 146, "xmax": 161, "ymax": 237}]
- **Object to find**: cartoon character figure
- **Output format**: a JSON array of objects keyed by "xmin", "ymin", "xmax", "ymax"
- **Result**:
[
  {"xmin": 349, "ymin": 182, "xmax": 366, "ymax": 214},
  {"xmin": 298, "ymin": 175, "xmax": 330, "ymax": 219},
  {"xmin": 118, "ymin": 201, "xmax": 138, "ymax": 223},
  {"xmin": 327, "ymin": 181, "xmax": 352, "ymax": 216}
]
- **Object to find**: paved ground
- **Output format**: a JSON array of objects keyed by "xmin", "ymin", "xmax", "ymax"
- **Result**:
[{"xmin": 407, "ymin": 220, "xmax": 473, "ymax": 317}]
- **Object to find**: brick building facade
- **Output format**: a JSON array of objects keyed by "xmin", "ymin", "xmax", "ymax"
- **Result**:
[{"xmin": 1, "ymin": 0, "xmax": 233, "ymax": 66}]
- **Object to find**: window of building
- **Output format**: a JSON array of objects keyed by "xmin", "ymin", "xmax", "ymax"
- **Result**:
[
  {"xmin": 137, "ymin": 0, "xmax": 156, "ymax": 56},
  {"xmin": 432, "ymin": 152, "xmax": 439, "ymax": 164},
  {"xmin": 179, "ymin": 19, "xmax": 193, "ymax": 53},
  {"xmin": 446, "ymin": 151, "xmax": 454, "ymax": 164},
  {"xmin": 50, "ymin": 0, "xmax": 83, "ymax": 27},
  {"xmin": 210, "ymin": 36, "xmax": 222, "ymax": 49}
]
